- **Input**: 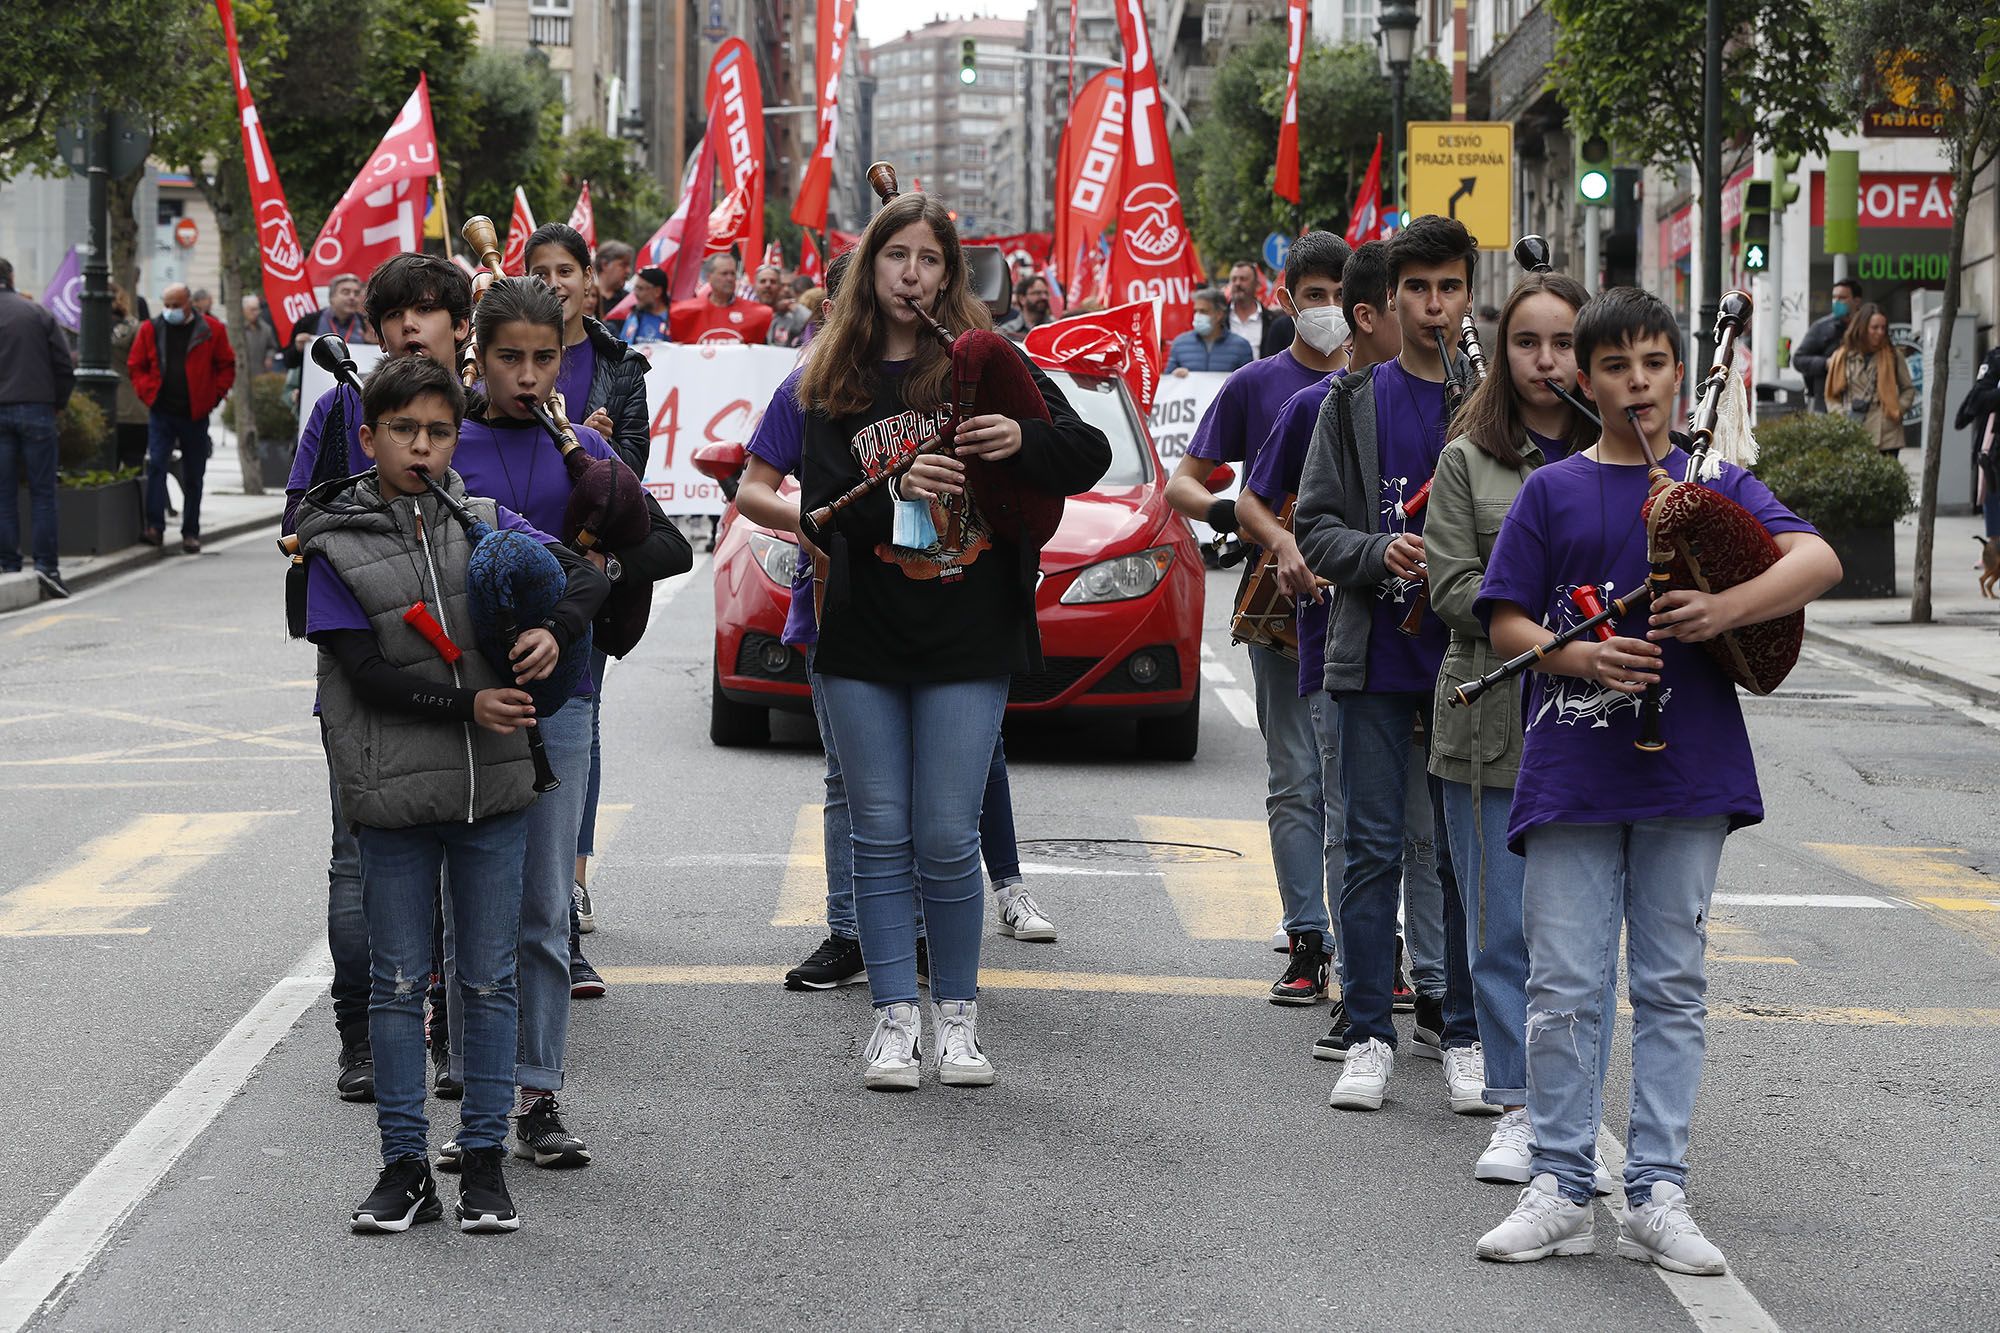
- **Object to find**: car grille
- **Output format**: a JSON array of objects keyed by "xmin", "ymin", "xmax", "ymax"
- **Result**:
[
  {"xmin": 734, "ymin": 631, "xmax": 809, "ymax": 684},
  {"xmin": 1087, "ymin": 647, "xmax": 1183, "ymax": 694},
  {"xmin": 1009, "ymin": 657, "xmax": 1095, "ymax": 704}
]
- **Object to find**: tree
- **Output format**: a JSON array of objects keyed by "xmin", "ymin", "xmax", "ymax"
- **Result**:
[
  {"xmin": 0, "ymin": 1, "xmax": 210, "ymax": 171},
  {"xmin": 559, "ymin": 127, "xmax": 665, "ymax": 252},
  {"xmin": 1177, "ymin": 30, "xmax": 1450, "ymax": 268},
  {"xmin": 446, "ymin": 47, "xmax": 565, "ymax": 233},
  {"xmin": 1549, "ymin": 0, "xmax": 1846, "ymax": 188},
  {"xmin": 1822, "ymin": 0, "xmax": 2000, "ymax": 623}
]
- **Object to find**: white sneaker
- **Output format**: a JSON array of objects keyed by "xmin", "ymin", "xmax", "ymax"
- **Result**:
[
  {"xmin": 1619, "ymin": 1182, "xmax": 1728, "ymax": 1275},
  {"xmin": 994, "ymin": 886, "xmax": 1057, "ymax": 942},
  {"xmin": 862, "ymin": 1002, "xmax": 922, "ymax": 1091},
  {"xmin": 1476, "ymin": 1174, "xmax": 1594, "ymax": 1262},
  {"xmin": 1269, "ymin": 925, "xmax": 1290, "ymax": 953},
  {"xmin": 1595, "ymin": 1155, "xmax": 1618, "ymax": 1197},
  {"xmin": 1476, "ymin": 1108, "xmax": 1534, "ymax": 1183},
  {"xmin": 931, "ymin": 999, "xmax": 996, "ymax": 1086},
  {"xmin": 1329, "ymin": 1038, "xmax": 1393, "ymax": 1110},
  {"xmin": 1443, "ymin": 1043, "xmax": 1498, "ymax": 1115},
  {"xmin": 572, "ymin": 880, "xmax": 595, "ymax": 934}
]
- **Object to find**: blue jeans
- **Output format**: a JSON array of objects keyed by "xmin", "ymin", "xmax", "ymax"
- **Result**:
[
  {"xmin": 0, "ymin": 403, "xmax": 59, "ymax": 575},
  {"xmin": 145, "ymin": 410, "xmax": 212, "ymax": 538},
  {"xmin": 1333, "ymin": 691, "xmax": 1476, "ymax": 1050},
  {"xmin": 811, "ymin": 669, "xmax": 1021, "ymax": 938},
  {"xmin": 817, "ymin": 674, "xmax": 1009, "ymax": 1007},
  {"xmin": 319, "ymin": 726, "xmax": 369, "ymax": 1043},
  {"xmin": 1248, "ymin": 645, "xmax": 1330, "ymax": 948},
  {"xmin": 576, "ymin": 647, "xmax": 609, "ymax": 858},
  {"xmin": 444, "ymin": 698, "xmax": 594, "ymax": 1089},
  {"xmin": 1522, "ymin": 817, "xmax": 1729, "ymax": 1205},
  {"xmin": 357, "ymin": 808, "xmax": 528, "ymax": 1164},
  {"xmin": 1310, "ymin": 694, "xmax": 1446, "ymax": 984}
]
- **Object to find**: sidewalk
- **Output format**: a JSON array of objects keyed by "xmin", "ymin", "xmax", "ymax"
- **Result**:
[{"xmin": 0, "ymin": 424, "xmax": 285, "ymax": 615}]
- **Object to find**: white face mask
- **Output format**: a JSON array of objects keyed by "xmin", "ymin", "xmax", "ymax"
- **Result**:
[
  {"xmin": 1191, "ymin": 314, "xmax": 1214, "ymax": 338},
  {"xmin": 163, "ymin": 306, "xmax": 189, "ymax": 325},
  {"xmin": 1294, "ymin": 304, "xmax": 1350, "ymax": 356}
]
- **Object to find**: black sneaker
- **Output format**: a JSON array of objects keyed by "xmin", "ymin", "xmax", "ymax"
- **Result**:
[
  {"xmin": 1312, "ymin": 999, "xmax": 1355, "ymax": 1062},
  {"xmin": 350, "ymin": 1157, "xmax": 440, "ymax": 1233},
  {"xmin": 570, "ymin": 950, "xmax": 607, "ymax": 999},
  {"xmin": 1411, "ymin": 993, "xmax": 1444, "ymax": 1060},
  {"xmin": 435, "ymin": 1139, "xmax": 463, "ymax": 1173},
  {"xmin": 337, "ymin": 1039, "xmax": 376, "ymax": 1103},
  {"xmin": 426, "ymin": 991, "xmax": 460, "ymax": 1099},
  {"xmin": 456, "ymin": 1146, "xmax": 521, "ymax": 1233},
  {"xmin": 1270, "ymin": 931, "xmax": 1330, "ymax": 1006},
  {"xmin": 1392, "ymin": 934, "xmax": 1417, "ymax": 1012},
  {"xmin": 916, "ymin": 936, "xmax": 929, "ymax": 990},
  {"xmin": 35, "ymin": 569, "xmax": 69, "ymax": 600},
  {"xmin": 514, "ymin": 1093, "xmax": 591, "ymax": 1168},
  {"xmin": 785, "ymin": 935, "xmax": 866, "ymax": 991}
]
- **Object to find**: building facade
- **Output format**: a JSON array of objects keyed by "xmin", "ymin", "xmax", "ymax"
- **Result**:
[{"xmin": 866, "ymin": 18, "xmax": 1027, "ymax": 237}]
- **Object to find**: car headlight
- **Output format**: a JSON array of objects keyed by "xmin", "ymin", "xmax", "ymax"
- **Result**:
[
  {"xmin": 746, "ymin": 530, "xmax": 799, "ymax": 586},
  {"xmin": 1058, "ymin": 545, "xmax": 1174, "ymax": 604}
]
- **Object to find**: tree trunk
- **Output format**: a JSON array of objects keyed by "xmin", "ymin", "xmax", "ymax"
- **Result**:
[{"xmin": 108, "ymin": 169, "xmax": 143, "ymax": 307}]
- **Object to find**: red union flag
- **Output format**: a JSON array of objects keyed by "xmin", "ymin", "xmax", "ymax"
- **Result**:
[
  {"xmin": 800, "ymin": 231, "xmax": 823, "ymax": 283},
  {"xmin": 1274, "ymin": 0, "xmax": 1307, "ymax": 204},
  {"xmin": 1109, "ymin": 0, "xmax": 1204, "ymax": 341},
  {"xmin": 1345, "ymin": 134, "xmax": 1385, "ymax": 247},
  {"xmin": 792, "ymin": 0, "xmax": 856, "ymax": 230},
  {"xmin": 308, "ymin": 76, "xmax": 438, "ymax": 286},
  {"xmin": 1053, "ymin": 70, "xmax": 1124, "ymax": 294},
  {"xmin": 215, "ymin": 0, "xmax": 317, "ymax": 343},
  {"xmin": 1024, "ymin": 299, "xmax": 1163, "ymax": 416},
  {"xmin": 501, "ymin": 187, "xmax": 536, "ymax": 275},
  {"xmin": 567, "ymin": 182, "xmax": 595, "ymax": 249},
  {"xmin": 704, "ymin": 38, "xmax": 766, "ymax": 266}
]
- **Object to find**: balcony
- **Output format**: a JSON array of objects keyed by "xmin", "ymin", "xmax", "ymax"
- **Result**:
[
  {"xmin": 530, "ymin": 13, "xmax": 571, "ymax": 46},
  {"xmin": 1481, "ymin": 3, "xmax": 1554, "ymax": 123}
]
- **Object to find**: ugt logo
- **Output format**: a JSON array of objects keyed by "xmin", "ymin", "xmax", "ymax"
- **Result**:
[{"xmin": 1120, "ymin": 182, "xmax": 1184, "ymax": 267}]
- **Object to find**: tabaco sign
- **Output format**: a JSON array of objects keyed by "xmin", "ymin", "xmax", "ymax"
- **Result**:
[{"xmin": 1864, "ymin": 49, "xmax": 1949, "ymax": 138}]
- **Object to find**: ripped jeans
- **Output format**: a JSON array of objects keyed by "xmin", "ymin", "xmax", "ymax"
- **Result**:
[
  {"xmin": 358, "ymin": 808, "xmax": 529, "ymax": 1165},
  {"xmin": 1520, "ymin": 817, "xmax": 1728, "ymax": 1206}
]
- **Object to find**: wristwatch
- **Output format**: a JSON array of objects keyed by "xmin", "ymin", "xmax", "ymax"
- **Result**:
[{"xmin": 603, "ymin": 555, "xmax": 624, "ymax": 584}]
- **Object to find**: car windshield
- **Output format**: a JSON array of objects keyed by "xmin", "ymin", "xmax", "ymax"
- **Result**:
[{"xmin": 1041, "ymin": 370, "xmax": 1151, "ymax": 488}]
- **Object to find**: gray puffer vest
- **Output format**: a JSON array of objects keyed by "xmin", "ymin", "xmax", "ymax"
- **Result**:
[{"xmin": 297, "ymin": 470, "xmax": 537, "ymax": 830}]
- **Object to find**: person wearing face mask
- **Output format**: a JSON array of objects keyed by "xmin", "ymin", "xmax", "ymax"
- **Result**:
[
  {"xmin": 1826, "ymin": 301, "xmax": 1914, "ymax": 453},
  {"xmin": 128, "ymin": 282, "xmax": 235, "ymax": 553},
  {"xmin": 1163, "ymin": 289, "xmax": 1255, "ymax": 375},
  {"xmin": 1791, "ymin": 278, "xmax": 1859, "ymax": 412}
]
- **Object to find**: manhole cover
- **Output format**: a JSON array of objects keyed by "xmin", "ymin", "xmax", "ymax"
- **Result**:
[{"xmin": 1017, "ymin": 838, "xmax": 1243, "ymax": 864}]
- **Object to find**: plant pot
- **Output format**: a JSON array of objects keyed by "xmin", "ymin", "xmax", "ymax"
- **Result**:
[
  {"xmin": 19, "ymin": 479, "xmax": 144, "ymax": 557},
  {"xmin": 259, "ymin": 438, "xmax": 296, "ymax": 490},
  {"xmin": 1820, "ymin": 524, "xmax": 1896, "ymax": 598}
]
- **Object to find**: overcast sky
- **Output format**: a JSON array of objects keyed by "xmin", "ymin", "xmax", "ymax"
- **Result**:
[{"xmin": 853, "ymin": 0, "xmax": 1035, "ymax": 46}]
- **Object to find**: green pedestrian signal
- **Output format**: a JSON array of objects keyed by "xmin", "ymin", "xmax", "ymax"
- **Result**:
[
  {"xmin": 960, "ymin": 38, "xmax": 978, "ymax": 84},
  {"xmin": 1739, "ymin": 179, "xmax": 1772, "ymax": 271},
  {"xmin": 1575, "ymin": 134, "xmax": 1612, "ymax": 206},
  {"xmin": 1743, "ymin": 242, "xmax": 1769, "ymax": 272}
]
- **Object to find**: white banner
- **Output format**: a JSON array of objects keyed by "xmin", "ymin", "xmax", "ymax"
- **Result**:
[
  {"xmin": 298, "ymin": 341, "xmax": 801, "ymax": 517},
  {"xmin": 1147, "ymin": 370, "xmax": 1232, "ymax": 542}
]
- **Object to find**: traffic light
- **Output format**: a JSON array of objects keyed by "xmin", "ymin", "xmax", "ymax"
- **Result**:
[
  {"xmin": 960, "ymin": 38, "xmax": 978, "ymax": 84},
  {"xmin": 1772, "ymin": 151, "xmax": 1801, "ymax": 208},
  {"xmin": 1739, "ymin": 179, "xmax": 1772, "ymax": 272},
  {"xmin": 1575, "ymin": 134, "xmax": 1612, "ymax": 206},
  {"xmin": 1396, "ymin": 149, "xmax": 1408, "ymax": 217}
]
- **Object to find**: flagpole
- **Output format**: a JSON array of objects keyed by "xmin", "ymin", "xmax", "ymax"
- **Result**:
[{"xmin": 437, "ymin": 172, "xmax": 455, "ymax": 263}]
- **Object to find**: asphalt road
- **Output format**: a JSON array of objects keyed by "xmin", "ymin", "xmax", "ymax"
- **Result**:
[{"xmin": 2, "ymin": 533, "xmax": 1997, "ymax": 1332}]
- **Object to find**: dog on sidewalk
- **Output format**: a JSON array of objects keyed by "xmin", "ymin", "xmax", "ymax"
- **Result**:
[{"xmin": 1976, "ymin": 535, "xmax": 2000, "ymax": 598}]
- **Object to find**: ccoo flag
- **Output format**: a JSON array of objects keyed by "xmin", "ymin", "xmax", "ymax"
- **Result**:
[
  {"xmin": 1274, "ymin": 0, "xmax": 1308, "ymax": 204},
  {"xmin": 216, "ymin": 0, "xmax": 318, "ymax": 341},
  {"xmin": 1107, "ymin": 0, "xmax": 1204, "ymax": 341}
]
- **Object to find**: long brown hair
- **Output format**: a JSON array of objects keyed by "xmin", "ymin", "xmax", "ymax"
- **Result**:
[
  {"xmin": 1450, "ymin": 273, "xmax": 1593, "ymax": 468},
  {"xmin": 1837, "ymin": 301, "xmax": 1884, "ymax": 360},
  {"xmin": 796, "ymin": 192, "xmax": 992, "ymax": 418}
]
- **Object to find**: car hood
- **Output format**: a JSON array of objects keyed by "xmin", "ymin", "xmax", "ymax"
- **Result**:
[{"xmin": 1039, "ymin": 482, "xmax": 1165, "ymax": 573}]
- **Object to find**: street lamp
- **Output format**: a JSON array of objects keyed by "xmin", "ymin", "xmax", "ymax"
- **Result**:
[{"xmin": 1378, "ymin": 0, "xmax": 1419, "ymax": 232}]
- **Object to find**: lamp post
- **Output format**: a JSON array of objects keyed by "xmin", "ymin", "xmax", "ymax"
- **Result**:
[{"xmin": 1378, "ymin": 0, "xmax": 1419, "ymax": 232}]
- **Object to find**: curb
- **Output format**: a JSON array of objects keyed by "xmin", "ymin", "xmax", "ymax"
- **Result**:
[
  {"xmin": 1802, "ymin": 624, "xmax": 2000, "ymax": 708},
  {"xmin": 0, "ymin": 508, "xmax": 283, "ymax": 615}
]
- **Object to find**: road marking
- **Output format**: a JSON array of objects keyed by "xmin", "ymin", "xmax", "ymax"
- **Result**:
[
  {"xmin": 0, "ymin": 944, "xmax": 330, "ymax": 1333},
  {"xmin": 1799, "ymin": 643, "xmax": 2000, "ymax": 733},
  {"xmin": 1712, "ymin": 893, "xmax": 1900, "ymax": 909},
  {"xmin": 1133, "ymin": 816, "xmax": 1273, "ymax": 941},
  {"xmin": 4, "ymin": 612, "xmax": 112, "ymax": 639},
  {"xmin": 1200, "ymin": 641, "xmax": 1215, "ymax": 659},
  {"xmin": 1214, "ymin": 687, "xmax": 1258, "ymax": 730},
  {"xmin": 1593, "ymin": 1132, "xmax": 1786, "ymax": 1333},
  {"xmin": 1708, "ymin": 954, "xmax": 1798, "ymax": 965},
  {"xmin": 653, "ymin": 552, "xmax": 711, "ymax": 610},
  {"xmin": 0, "ymin": 781, "xmax": 207, "ymax": 792},
  {"xmin": 771, "ymin": 803, "xmax": 826, "ymax": 927},
  {"xmin": 1200, "ymin": 660, "xmax": 1236, "ymax": 683},
  {"xmin": 0, "ymin": 812, "xmax": 290, "ymax": 936},
  {"xmin": 1803, "ymin": 842, "xmax": 2000, "ymax": 953},
  {"xmin": 591, "ymin": 802, "xmax": 635, "ymax": 855}
]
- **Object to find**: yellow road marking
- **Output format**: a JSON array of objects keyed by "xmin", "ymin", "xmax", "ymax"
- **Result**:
[
  {"xmin": 0, "ymin": 812, "xmax": 291, "ymax": 936},
  {"xmin": 5, "ymin": 612, "xmax": 109, "ymax": 639},
  {"xmin": 1915, "ymin": 896, "xmax": 2000, "ymax": 912},
  {"xmin": 1709, "ymin": 954, "xmax": 1798, "ymax": 965},
  {"xmin": 1134, "ymin": 815, "xmax": 1274, "ymax": 942},
  {"xmin": 591, "ymin": 802, "xmax": 635, "ymax": 856},
  {"xmin": 1806, "ymin": 842, "xmax": 2000, "ymax": 955},
  {"xmin": 771, "ymin": 803, "xmax": 825, "ymax": 927}
]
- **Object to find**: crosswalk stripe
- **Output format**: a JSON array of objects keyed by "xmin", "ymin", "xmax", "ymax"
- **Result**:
[
  {"xmin": 0, "ymin": 812, "xmax": 290, "ymax": 937},
  {"xmin": 1133, "ymin": 815, "xmax": 1275, "ymax": 942},
  {"xmin": 771, "ymin": 803, "xmax": 826, "ymax": 928},
  {"xmin": 1214, "ymin": 687, "xmax": 1258, "ymax": 729},
  {"xmin": 1803, "ymin": 842, "xmax": 2000, "ymax": 954}
]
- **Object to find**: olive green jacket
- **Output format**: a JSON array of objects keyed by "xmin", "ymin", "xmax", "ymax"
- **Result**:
[{"xmin": 1425, "ymin": 432, "xmax": 1556, "ymax": 789}]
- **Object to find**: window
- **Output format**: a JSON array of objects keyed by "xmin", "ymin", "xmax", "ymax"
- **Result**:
[
  {"xmin": 922, "ymin": 72, "xmax": 935, "ymax": 89},
  {"xmin": 961, "ymin": 142, "xmax": 988, "ymax": 164}
]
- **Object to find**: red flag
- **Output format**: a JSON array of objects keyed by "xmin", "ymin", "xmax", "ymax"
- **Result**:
[
  {"xmin": 1344, "ymin": 136, "xmax": 1387, "ymax": 247},
  {"xmin": 667, "ymin": 119, "xmax": 719, "ymax": 299},
  {"xmin": 567, "ymin": 182, "xmax": 595, "ymax": 249},
  {"xmin": 308, "ymin": 77, "xmax": 438, "ymax": 287},
  {"xmin": 704, "ymin": 38, "xmax": 767, "ymax": 267},
  {"xmin": 762, "ymin": 241, "xmax": 784, "ymax": 270},
  {"xmin": 1025, "ymin": 299, "xmax": 1162, "ymax": 416},
  {"xmin": 792, "ymin": 0, "xmax": 856, "ymax": 230},
  {"xmin": 500, "ymin": 187, "xmax": 536, "ymax": 275},
  {"xmin": 1256, "ymin": 266, "xmax": 1276, "ymax": 307},
  {"xmin": 1053, "ymin": 70, "xmax": 1124, "ymax": 293},
  {"xmin": 800, "ymin": 232, "xmax": 823, "ymax": 284},
  {"xmin": 1275, "ymin": 0, "xmax": 1307, "ymax": 204},
  {"xmin": 215, "ymin": 0, "xmax": 317, "ymax": 343},
  {"xmin": 828, "ymin": 229, "xmax": 861, "ymax": 254},
  {"xmin": 1108, "ymin": 0, "xmax": 1204, "ymax": 341}
]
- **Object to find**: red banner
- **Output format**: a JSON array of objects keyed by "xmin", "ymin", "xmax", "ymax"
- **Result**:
[
  {"xmin": 828, "ymin": 229, "xmax": 861, "ymax": 255},
  {"xmin": 1108, "ymin": 0, "xmax": 1203, "ymax": 341},
  {"xmin": 800, "ymin": 232, "xmax": 823, "ymax": 283},
  {"xmin": 792, "ymin": 0, "xmax": 856, "ymax": 230},
  {"xmin": 1026, "ymin": 300, "xmax": 1163, "ymax": 416},
  {"xmin": 669, "ymin": 120, "xmax": 719, "ymax": 300},
  {"xmin": 500, "ymin": 187, "xmax": 536, "ymax": 275},
  {"xmin": 704, "ymin": 38, "xmax": 766, "ymax": 265},
  {"xmin": 1345, "ymin": 134, "xmax": 1384, "ymax": 247},
  {"xmin": 215, "ymin": 0, "xmax": 317, "ymax": 343},
  {"xmin": 1275, "ymin": 0, "xmax": 1307, "ymax": 204},
  {"xmin": 1053, "ymin": 69, "xmax": 1124, "ymax": 293},
  {"xmin": 964, "ymin": 232, "xmax": 1055, "ymax": 265},
  {"xmin": 308, "ymin": 77, "xmax": 438, "ymax": 286},
  {"xmin": 567, "ymin": 182, "xmax": 595, "ymax": 249}
]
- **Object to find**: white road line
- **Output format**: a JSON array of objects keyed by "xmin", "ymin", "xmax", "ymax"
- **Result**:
[
  {"xmin": 1713, "ymin": 892, "xmax": 1901, "ymax": 909},
  {"xmin": 1200, "ymin": 660, "xmax": 1237, "ymax": 684},
  {"xmin": 1798, "ymin": 644, "xmax": 2000, "ymax": 732},
  {"xmin": 609, "ymin": 851, "xmax": 1164, "ymax": 878},
  {"xmin": 0, "ymin": 944, "xmax": 331, "ymax": 1333},
  {"xmin": 653, "ymin": 551, "xmax": 711, "ymax": 610},
  {"xmin": 1595, "ymin": 1132, "xmax": 1786, "ymax": 1333},
  {"xmin": 1200, "ymin": 641, "xmax": 1215, "ymax": 659},
  {"xmin": 1214, "ymin": 686, "xmax": 1259, "ymax": 730}
]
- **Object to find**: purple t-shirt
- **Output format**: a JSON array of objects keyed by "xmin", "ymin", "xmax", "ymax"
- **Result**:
[
  {"xmin": 1475, "ymin": 448, "xmax": 1817, "ymax": 851},
  {"xmin": 1247, "ymin": 372, "xmax": 1342, "ymax": 697},
  {"xmin": 556, "ymin": 337, "xmax": 596, "ymax": 422},
  {"xmin": 287, "ymin": 385, "xmax": 368, "ymax": 503},
  {"xmin": 1186, "ymin": 348, "xmax": 1327, "ymax": 470},
  {"xmin": 1364, "ymin": 359, "xmax": 1451, "ymax": 693},
  {"xmin": 744, "ymin": 369, "xmax": 815, "ymax": 647},
  {"xmin": 1526, "ymin": 427, "xmax": 1573, "ymax": 462}
]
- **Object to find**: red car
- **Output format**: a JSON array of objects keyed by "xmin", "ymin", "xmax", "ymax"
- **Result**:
[{"xmin": 705, "ymin": 367, "xmax": 1215, "ymax": 758}]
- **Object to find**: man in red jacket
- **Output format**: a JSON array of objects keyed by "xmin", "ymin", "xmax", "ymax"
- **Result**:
[
  {"xmin": 128, "ymin": 282, "xmax": 235, "ymax": 553},
  {"xmin": 668, "ymin": 252, "xmax": 774, "ymax": 345}
]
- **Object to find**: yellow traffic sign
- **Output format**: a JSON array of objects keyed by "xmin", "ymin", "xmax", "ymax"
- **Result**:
[{"xmin": 1406, "ymin": 122, "xmax": 1513, "ymax": 249}]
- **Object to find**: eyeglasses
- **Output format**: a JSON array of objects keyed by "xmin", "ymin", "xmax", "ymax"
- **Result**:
[{"xmin": 373, "ymin": 418, "xmax": 458, "ymax": 446}]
